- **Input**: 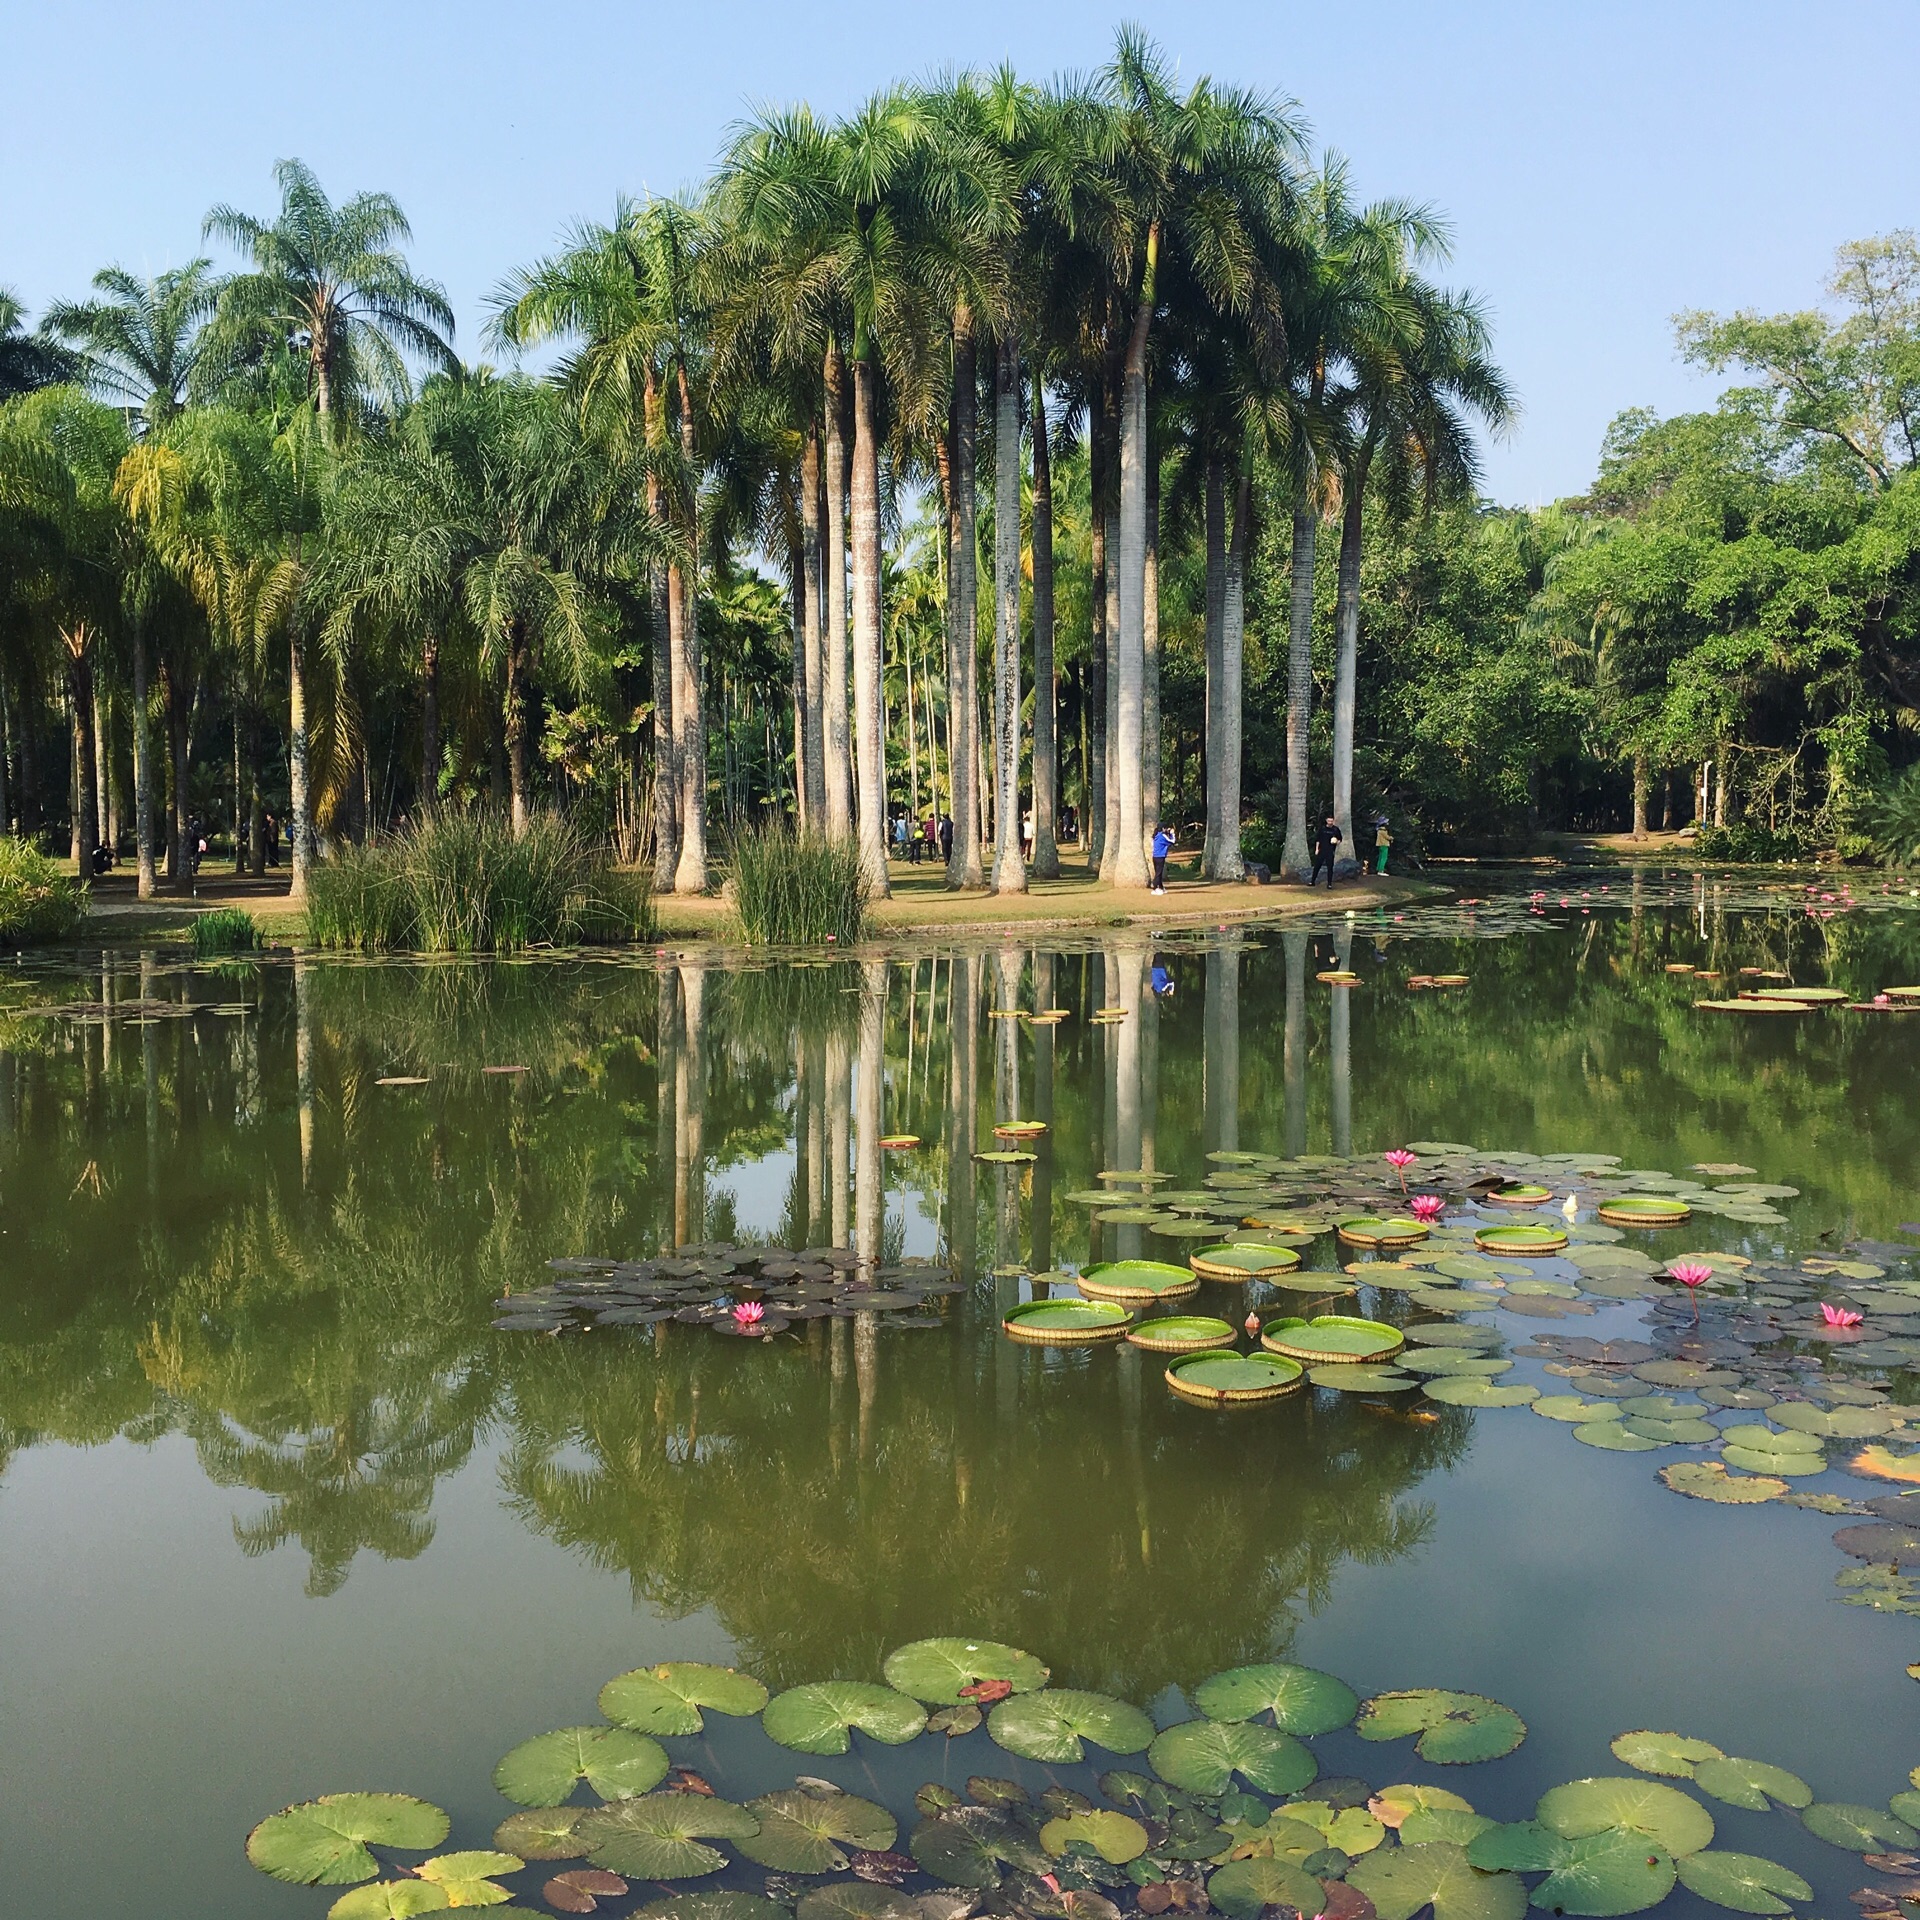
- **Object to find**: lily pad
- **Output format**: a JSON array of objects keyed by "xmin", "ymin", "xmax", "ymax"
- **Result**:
[
  {"xmin": 1529, "ymin": 1830, "xmax": 1678, "ymax": 1916},
  {"xmin": 493, "ymin": 1808, "xmax": 590, "ymax": 1861},
  {"xmin": 988, "ymin": 1689, "xmax": 1155, "ymax": 1762},
  {"xmin": 1799, "ymin": 1803, "xmax": 1919, "ymax": 1851},
  {"xmin": 1207, "ymin": 1857, "xmax": 1329, "ymax": 1919},
  {"xmin": 326, "ymin": 1884, "xmax": 451, "ymax": 1920},
  {"xmin": 882, "ymin": 1639, "xmax": 1050, "ymax": 1705},
  {"xmin": 794, "ymin": 1888, "xmax": 917, "ymax": 1920},
  {"xmin": 1040, "ymin": 1810, "xmax": 1151, "ymax": 1863},
  {"xmin": 1149, "ymin": 1718, "xmax": 1318, "ymax": 1795},
  {"xmin": 1690, "ymin": 1758, "xmax": 1812, "ymax": 1812},
  {"xmin": 1422, "ymin": 1379, "xmax": 1540, "ymax": 1409},
  {"xmin": 1533, "ymin": 1397, "xmax": 1623, "ymax": 1424},
  {"xmin": 1194, "ymin": 1662, "xmax": 1359, "ymax": 1733},
  {"xmin": 1467, "ymin": 1823, "xmax": 1573, "ymax": 1872},
  {"xmin": 1345, "ymin": 1840, "xmax": 1527, "ymax": 1920},
  {"xmin": 1190, "ymin": 1243, "xmax": 1304, "ymax": 1278},
  {"xmin": 1610, "ymin": 1732, "xmax": 1724, "ymax": 1778},
  {"xmin": 1312, "ymin": 1364, "xmax": 1419, "ymax": 1391},
  {"xmin": 248, "ymin": 1794, "xmax": 452, "ymax": 1887},
  {"xmin": 1771, "ymin": 1403, "xmax": 1896, "ymax": 1439},
  {"xmin": 1371, "ymin": 1786, "xmax": 1478, "ymax": 1829},
  {"xmin": 1167, "ymin": 1351, "xmax": 1305, "ymax": 1402},
  {"xmin": 1357, "ymin": 1689, "xmax": 1527, "ymax": 1763},
  {"xmin": 600, "ymin": 1664, "xmax": 769, "ymax": 1735},
  {"xmin": 1660, "ymin": 1463, "xmax": 1787, "ymax": 1504},
  {"xmin": 1536, "ymin": 1778, "xmax": 1714, "ymax": 1857},
  {"xmin": 908, "ymin": 1807, "xmax": 1051, "ymax": 1887},
  {"xmin": 1673, "ymin": 1851, "xmax": 1813, "ymax": 1915},
  {"xmin": 635, "ymin": 1897, "xmax": 787, "ymax": 1920},
  {"xmin": 1262, "ymin": 1315, "xmax": 1405, "ymax": 1363},
  {"xmin": 416, "ymin": 1851, "xmax": 521, "ymax": 1905},
  {"xmin": 1574, "ymin": 1423, "xmax": 1664, "ymax": 1453},
  {"xmin": 734, "ymin": 1791, "xmax": 897, "ymax": 1873},
  {"xmin": 1077, "ymin": 1261, "xmax": 1202, "ymax": 1303},
  {"xmin": 577, "ymin": 1794, "xmax": 760, "ymax": 1879},
  {"xmin": 763, "ymin": 1684, "xmax": 927, "ymax": 1754},
  {"xmin": 1400, "ymin": 1809, "xmax": 1497, "ymax": 1848},
  {"xmin": 493, "ymin": 1728, "xmax": 670, "ymax": 1807}
]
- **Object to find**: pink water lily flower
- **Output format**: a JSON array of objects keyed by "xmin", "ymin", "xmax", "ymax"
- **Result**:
[
  {"xmin": 1820, "ymin": 1301, "xmax": 1864, "ymax": 1329},
  {"xmin": 1384, "ymin": 1148, "xmax": 1418, "ymax": 1194},
  {"xmin": 732, "ymin": 1300, "xmax": 766, "ymax": 1328},
  {"xmin": 1669, "ymin": 1259, "xmax": 1713, "ymax": 1323},
  {"xmin": 1410, "ymin": 1194, "xmax": 1446, "ymax": 1221}
]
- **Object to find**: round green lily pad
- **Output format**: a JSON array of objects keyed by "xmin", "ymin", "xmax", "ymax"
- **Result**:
[
  {"xmin": 1127, "ymin": 1315, "xmax": 1239, "ymax": 1353},
  {"xmin": 1194, "ymin": 1662, "xmax": 1359, "ymax": 1733},
  {"xmin": 494, "ymin": 1727, "xmax": 669, "ymax": 1807},
  {"xmin": 1039, "ymin": 1809, "xmax": 1150, "ymax": 1863},
  {"xmin": 1690, "ymin": 1758, "xmax": 1812, "ymax": 1812},
  {"xmin": 1422, "ymin": 1379, "xmax": 1540, "ymax": 1408},
  {"xmin": 1190, "ymin": 1243, "xmax": 1303, "ymax": 1279},
  {"xmin": 1466, "ymin": 1822, "xmax": 1572, "ymax": 1872},
  {"xmin": 1338, "ymin": 1216, "xmax": 1433, "ymax": 1249},
  {"xmin": 1529, "ymin": 1829, "xmax": 1678, "ymax": 1916},
  {"xmin": 326, "ymin": 1883, "xmax": 450, "ymax": 1920},
  {"xmin": 577, "ymin": 1795, "xmax": 760, "ymax": 1879},
  {"xmin": 1536, "ymin": 1778, "xmax": 1715, "ymax": 1856},
  {"xmin": 1207, "ymin": 1857, "xmax": 1329, "ymax": 1920},
  {"xmin": 1674, "ymin": 1850, "xmax": 1813, "ymax": 1915},
  {"xmin": 881, "ymin": 1639, "xmax": 1049, "ymax": 1705},
  {"xmin": 1167, "ymin": 1351, "xmax": 1305, "ymax": 1402},
  {"xmin": 599, "ymin": 1664, "xmax": 769, "ymax": 1735},
  {"xmin": 1357, "ymin": 1689, "xmax": 1527, "ymax": 1763},
  {"xmin": 1001, "ymin": 1299, "xmax": 1131, "ymax": 1344},
  {"xmin": 248, "ymin": 1795, "xmax": 452, "ymax": 1887},
  {"xmin": 637, "ymin": 1897, "xmax": 787, "ymax": 1920},
  {"xmin": 1610, "ymin": 1732, "xmax": 1724, "ymax": 1778},
  {"xmin": 1598, "ymin": 1196, "xmax": 1692, "ymax": 1226},
  {"xmin": 1474, "ymin": 1225, "xmax": 1570, "ymax": 1256},
  {"xmin": 1149, "ymin": 1718, "xmax": 1318, "ymax": 1795},
  {"xmin": 1799, "ymin": 1801, "xmax": 1919, "ymax": 1850},
  {"xmin": 763, "ymin": 1683, "xmax": 927, "ymax": 1754},
  {"xmin": 1534, "ymin": 1397, "xmax": 1623, "ymax": 1423},
  {"xmin": 1312, "ymin": 1364, "xmax": 1419, "ymax": 1391},
  {"xmin": 908, "ymin": 1805, "xmax": 1051, "ymax": 1886},
  {"xmin": 1076, "ymin": 1260, "xmax": 1202, "ymax": 1304},
  {"xmin": 1575, "ymin": 1422, "xmax": 1664, "ymax": 1452},
  {"xmin": 987, "ymin": 1689, "xmax": 1155, "ymax": 1762},
  {"xmin": 412, "ymin": 1854, "xmax": 519, "ymax": 1907},
  {"xmin": 795, "ymin": 1889, "xmax": 916, "ymax": 1920},
  {"xmin": 1659, "ymin": 1462, "xmax": 1786, "ymax": 1504},
  {"xmin": 1399, "ymin": 1809, "xmax": 1496, "ymax": 1848},
  {"xmin": 1398, "ymin": 1351, "xmax": 1513, "ymax": 1376},
  {"xmin": 734, "ymin": 1789, "xmax": 896, "ymax": 1872},
  {"xmin": 1262, "ymin": 1314, "xmax": 1405, "ymax": 1364},
  {"xmin": 1345, "ymin": 1839, "xmax": 1528, "ymax": 1920},
  {"xmin": 493, "ymin": 1808, "xmax": 590, "ymax": 1861}
]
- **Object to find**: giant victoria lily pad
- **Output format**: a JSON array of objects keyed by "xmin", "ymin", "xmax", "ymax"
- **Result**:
[
  {"xmin": 1357, "ymin": 1689, "xmax": 1527, "ymax": 1763},
  {"xmin": 599, "ymin": 1663, "xmax": 769, "ymax": 1734},
  {"xmin": 1194, "ymin": 1661, "xmax": 1359, "ymax": 1733},
  {"xmin": 1147, "ymin": 1717, "xmax": 1319, "ymax": 1795},
  {"xmin": 987, "ymin": 1688, "xmax": 1155, "ymax": 1762},
  {"xmin": 734, "ymin": 1789, "xmax": 896, "ymax": 1872},
  {"xmin": 763, "ymin": 1683, "xmax": 927, "ymax": 1754},
  {"xmin": 1345, "ymin": 1839, "xmax": 1528, "ymax": 1920},
  {"xmin": 882, "ymin": 1638, "xmax": 1049, "ymax": 1704},
  {"xmin": 493, "ymin": 1727, "xmax": 670, "ymax": 1807},
  {"xmin": 248, "ymin": 1794, "xmax": 451, "ymax": 1887},
  {"xmin": 577, "ymin": 1794, "xmax": 761, "ymax": 1879}
]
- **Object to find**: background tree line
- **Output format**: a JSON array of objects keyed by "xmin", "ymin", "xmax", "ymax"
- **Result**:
[{"xmin": 2, "ymin": 31, "xmax": 1918, "ymax": 902}]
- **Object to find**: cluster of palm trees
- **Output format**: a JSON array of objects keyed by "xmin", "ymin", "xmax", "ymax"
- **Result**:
[{"xmin": 0, "ymin": 29, "xmax": 1509, "ymax": 903}]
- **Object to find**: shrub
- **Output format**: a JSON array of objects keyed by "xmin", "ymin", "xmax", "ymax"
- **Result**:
[
  {"xmin": 1693, "ymin": 821, "xmax": 1809, "ymax": 864},
  {"xmin": 189, "ymin": 907, "xmax": 263, "ymax": 956},
  {"xmin": 0, "ymin": 841, "xmax": 85, "ymax": 948},
  {"xmin": 1862, "ymin": 764, "xmax": 1920, "ymax": 867},
  {"xmin": 306, "ymin": 810, "xmax": 651, "ymax": 953},
  {"xmin": 728, "ymin": 825, "xmax": 867, "ymax": 944}
]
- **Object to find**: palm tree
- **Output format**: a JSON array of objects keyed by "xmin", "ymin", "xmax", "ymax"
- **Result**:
[{"xmin": 0, "ymin": 289, "xmax": 76, "ymax": 401}]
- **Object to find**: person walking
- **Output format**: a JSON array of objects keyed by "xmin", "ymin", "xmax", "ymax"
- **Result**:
[
  {"xmin": 1373, "ymin": 816, "xmax": 1393, "ymax": 875},
  {"xmin": 1310, "ymin": 813, "xmax": 1341, "ymax": 887},
  {"xmin": 1150, "ymin": 822, "xmax": 1173, "ymax": 894},
  {"xmin": 893, "ymin": 812, "xmax": 910, "ymax": 863},
  {"xmin": 938, "ymin": 813, "xmax": 954, "ymax": 865}
]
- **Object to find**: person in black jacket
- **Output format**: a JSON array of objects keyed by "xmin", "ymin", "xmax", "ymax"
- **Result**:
[{"xmin": 1310, "ymin": 814, "xmax": 1341, "ymax": 886}]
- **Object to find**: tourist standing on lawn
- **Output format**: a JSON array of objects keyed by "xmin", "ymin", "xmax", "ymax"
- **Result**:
[
  {"xmin": 1374, "ymin": 816, "xmax": 1393, "ymax": 874},
  {"xmin": 1151, "ymin": 822, "xmax": 1173, "ymax": 893},
  {"xmin": 1311, "ymin": 813, "xmax": 1341, "ymax": 887}
]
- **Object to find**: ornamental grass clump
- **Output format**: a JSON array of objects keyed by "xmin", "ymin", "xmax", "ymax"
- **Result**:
[
  {"xmin": 0, "ymin": 841, "xmax": 85, "ymax": 948},
  {"xmin": 728, "ymin": 825, "xmax": 867, "ymax": 946},
  {"xmin": 306, "ymin": 811, "xmax": 649, "ymax": 953},
  {"xmin": 189, "ymin": 907, "xmax": 263, "ymax": 955}
]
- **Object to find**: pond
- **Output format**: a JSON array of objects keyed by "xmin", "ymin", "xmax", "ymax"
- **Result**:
[{"xmin": 3, "ymin": 869, "xmax": 1919, "ymax": 1920}]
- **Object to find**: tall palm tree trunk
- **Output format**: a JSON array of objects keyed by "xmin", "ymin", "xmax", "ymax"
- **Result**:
[
  {"xmin": 850, "ymin": 350, "xmax": 890, "ymax": 898},
  {"xmin": 946, "ymin": 311, "xmax": 984, "ymax": 887},
  {"xmin": 800, "ymin": 422, "xmax": 827, "ymax": 825},
  {"xmin": 419, "ymin": 632, "xmax": 441, "ymax": 807},
  {"xmin": 289, "ymin": 627, "xmax": 313, "ymax": 898},
  {"xmin": 1143, "ymin": 454, "xmax": 1162, "ymax": 840},
  {"xmin": 1108, "ymin": 271, "xmax": 1153, "ymax": 892},
  {"xmin": 1087, "ymin": 423, "xmax": 1107, "ymax": 868},
  {"xmin": 673, "ymin": 359, "xmax": 709, "ymax": 891},
  {"xmin": 1331, "ymin": 459, "xmax": 1366, "ymax": 877},
  {"xmin": 1213, "ymin": 465, "xmax": 1250, "ymax": 882},
  {"xmin": 1281, "ymin": 488, "xmax": 1317, "ymax": 881},
  {"xmin": 1029, "ymin": 371, "xmax": 1059, "ymax": 879},
  {"xmin": 651, "ymin": 567, "xmax": 679, "ymax": 889},
  {"xmin": 823, "ymin": 349, "xmax": 854, "ymax": 841},
  {"xmin": 505, "ymin": 618, "xmax": 533, "ymax": 837},
  {"xmin": 1100, "ymin": 502, "xmax": 1121, "ymax": 876},
  {"xmin": 1202, "ymin": 453, "xmax": 1228, "ymax": 876},
  {"xmin": 991, "ymin": 330, "xmax": 1026, "ymax": 894},
  {"xmin": 67, "ymin": 654, "xmax": 97, "ymax": 878},
  {"xmin": 131, "ymin": 615, "xmax": 155, "ymax": 899}
]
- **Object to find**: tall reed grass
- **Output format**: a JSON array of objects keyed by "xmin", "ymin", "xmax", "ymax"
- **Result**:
[
  {"xmin": 728, "ymin": 825, "xmax": 867, "ymax": 945},
  {"xmin": 307, "ymin": 811, "xmax": 651, "ymax": 953},
  {"xmin": 0, "ymin": 841, "xmax": 84, "ymax": 948},
  {"xmin": 189, "ymin": 907, "xmax": 262, "ymax": 955}
]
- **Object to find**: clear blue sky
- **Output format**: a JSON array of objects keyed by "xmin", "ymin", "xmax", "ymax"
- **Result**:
[{"xmin": 4, "ymin": 0, "xmax": 1915, "ymax": 503}]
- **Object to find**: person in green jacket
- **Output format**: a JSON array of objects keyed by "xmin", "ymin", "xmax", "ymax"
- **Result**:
[{"xmin": 1373, "ymin": 817, "xmax": 1393, "ymax": 874}]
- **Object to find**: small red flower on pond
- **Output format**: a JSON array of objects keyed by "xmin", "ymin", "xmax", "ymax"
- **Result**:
[
  {"xmin": 732, "ymin": 1301, "xmax": 766, "ymax": 1328},
  {"xmin": 1820, "ymin": 1301, "xmax": 1864, "ymax": 1328},
  {"xmin": 1244, "ymin": 1311, "xmax": 1262, "ymax": 1337},
  {"xmin": 960, "ymin": 1678, "xmax": 1014, "ymax": 1703},
  {"xmin": 1410, "ymin": 1194, "xmax": 1445, "ymax": 1221}
]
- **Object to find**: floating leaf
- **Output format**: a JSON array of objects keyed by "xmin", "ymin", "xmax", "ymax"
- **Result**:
[
  {"xmin": 1357, "ymin": 1690, "xmax": 1526, "ymax": 1763},
  {"xmin": 1421, "ymin": 1380, "xmax": 1539, "ymax": 1409},
  {"xmin": 1207, "ymin": 1856, "xmax": 1329, "ymax": 1919},
  {"xmin": 1771, "ymin": 1404, "xmax": 1895, "ymax": 1440},
  {"xmin": 1195, "ymin": 1662, "xmax": 1359, "ymax": 1734},
  {"xmin": 1534, "ymin": 1398, "xmax": 1623, "ymax": 1424},
  {"xmin": 1536, "ymin": 1778, "xmax": 1714, "ymax": 1857},
  {"xmin": 988, "ymin": 1689, "xmax": 1155, "ymax": 1762},
  {"xmin": 1287, "ymin": 1804, "xmax": 1388, "ymax": 1856},
  {"xmin": 632, "ymin": 1897, "xmax": 786, "ymax": 1920},
  {"xmin": 735, "ymin": 1791, "xmax": 896, "ymax": 1873},
  {"xmin": 1345, "ymin": 1839, "xmax": 1527, "ymax": 1920},
  {"xmin": 493, "ymin": 1728, "xmax": 669, "ymax": 1807},
  {"xmin": 493, "ymin": 1808, "xmax": 589, "ymax": 1861},
  {"xmin": 1401, "ymin": 1810, "xmax": 1496, "ymax": 1848},
  {"xmin": 1609, "ymin": 1732, "xmax": 1724, "ymax": 1779},
  {"xmin": 908, "ymin": 1807, "xmax": 1051, "ymax": 1887},
  {"xmin": 248, "ymin": 1795, "xmax": 452, "ymax": 1887},
  {"xmin": 577, "ymin": 1794, "xmax": 760, "ymax": 1879},
  {"xmin": 415, "ymin": 1851, "xmax": 520, "ymax": 1906},
  {"xmin": 1040, "ymin": 1811, "xmax": 1150, "ymax": 1863},
  {"xmin": 882, "ymin": 1639, "xmax": 1049, "ymax": 1705},
  {"xmin": 1466, "ymin": 1823, "xmax": 1572, "ymax": 1872},
  {"xmin": 1575, "ymin": 1423, "xmax": 1665, "ymax": 1453},
  {"xmin": 542, "ymin": 1871, "xmax": 629, "ymax": 1916},
  {"xmin": 1149, "ymin": 1719, "xmax": 1318, "ymax": 1795},
  {"xmin": 763, "ymin": 1684, "xmax": 927, "ymax": 1754},
  {"xmin": 795, "ymin": 1887, "xmax": 918, "ymax": 1920},
  {"xmin": 1371, "ymin": 1786, "xmax": 1477, "ymax": 1829},
  {"xmin": 1529, "ymin": 1830, "xmax": 1677, "ymax": 1916},
  {"xmin": 1800, "ymin": 1803, "xmax": 1919, "ymax": 1851},
  {"xmin": 599, "ymin": 1665, "xmax": 769, "ymax": 1734},
  {"xmin": 327, "ymin": 1884, "xmax": 451, "ymax": 1920},
  {"xmin": 1660, "ymin": 1463, "xmax": 1786, "ymax": 1505},
  {"xmin": 1690, "ymin": 1758, "xmax": 1812, "ymax": 1812},
  {"xmin": 1673, "ymin": 1851, "xmax": 1813, "ymax": 1915}
]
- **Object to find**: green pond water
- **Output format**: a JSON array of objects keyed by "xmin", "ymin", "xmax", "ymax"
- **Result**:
[{"xmin": 4, "ymin": 871, "xmax": 1920, "ymax": 1919}]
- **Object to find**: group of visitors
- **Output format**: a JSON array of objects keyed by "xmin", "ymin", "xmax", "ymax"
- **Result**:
[
  {"xmin": 1310, "ymin": 813, "xmax": 1393, "ymax": 885},
  {"xmin": 892, "ymin": 812, "xmax": 954, "ymax": 865}
]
